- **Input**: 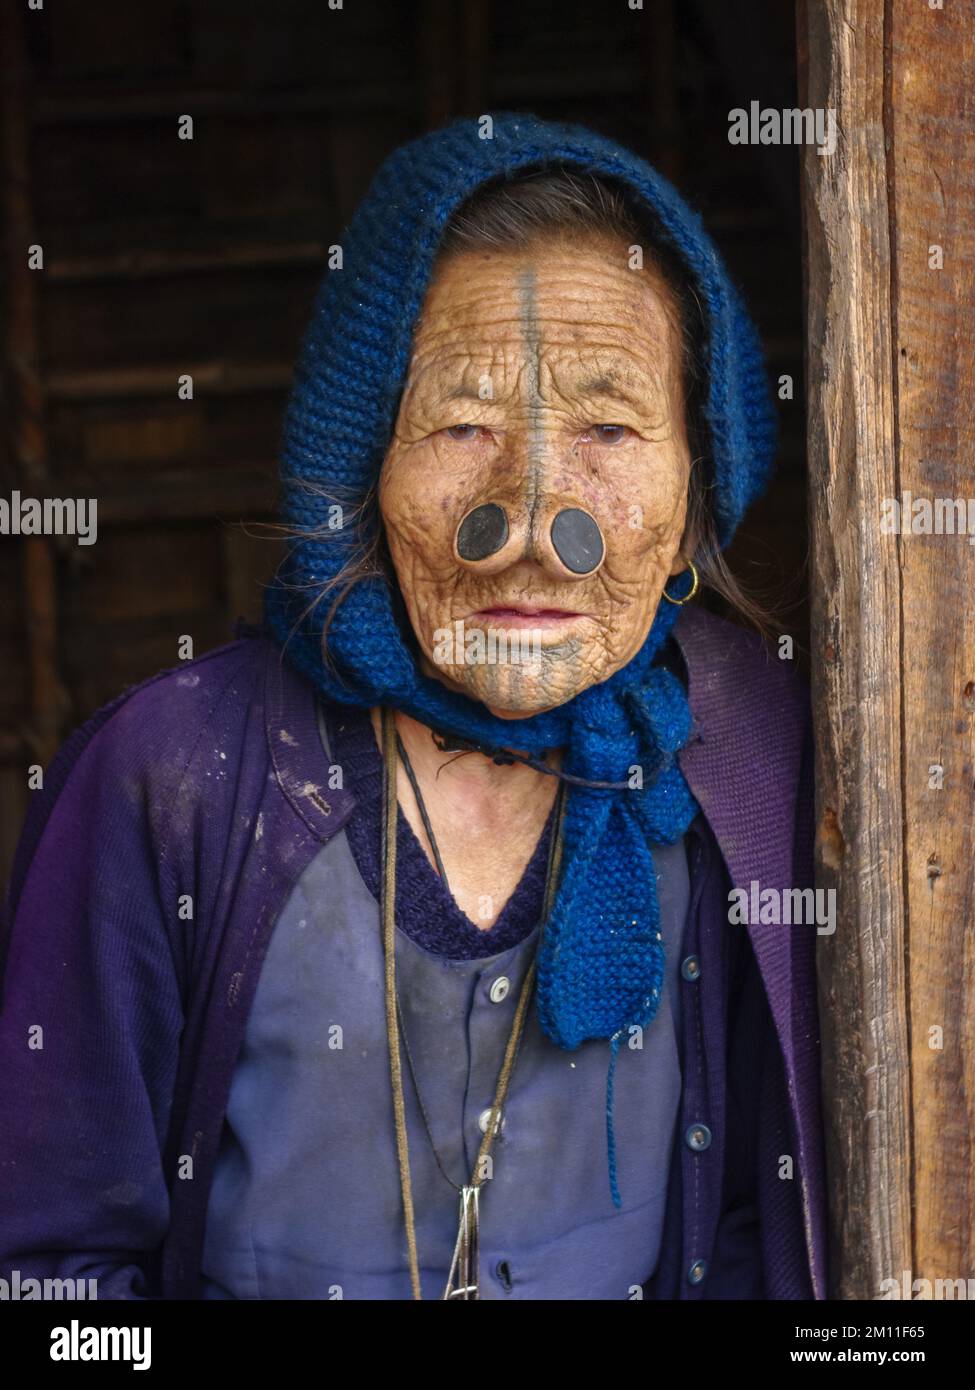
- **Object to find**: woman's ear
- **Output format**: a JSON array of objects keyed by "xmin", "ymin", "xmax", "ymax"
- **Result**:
[{"xmin": 669, "ymin": 517, "xmax": 700, "ymax": 577}]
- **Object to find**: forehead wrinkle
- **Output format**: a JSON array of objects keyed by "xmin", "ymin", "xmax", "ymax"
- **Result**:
[
  {"xmin": 404, "ymin": 341, "xmax": 519, "ymax": 411},
  {"xmin": 536, "ymin": 353, "xmax": 669, "ymax": 412}
]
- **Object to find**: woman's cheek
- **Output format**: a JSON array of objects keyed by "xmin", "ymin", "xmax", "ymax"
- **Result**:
[
  {"xmin": 381, "ymin": 445, "xmax": 460, "ymax": 562},
  {"xmin": 602, "ymin": 450, "xmax": 689, "ymax": 565}
]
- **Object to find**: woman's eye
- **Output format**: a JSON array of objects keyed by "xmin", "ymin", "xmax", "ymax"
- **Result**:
[
  {"xmin": 589, "ymin": 423, "xmax": 628, "ymax": 445},
  {"xmin": 445, "ymin": 423, "xmax": 481, "ymax": 441}
]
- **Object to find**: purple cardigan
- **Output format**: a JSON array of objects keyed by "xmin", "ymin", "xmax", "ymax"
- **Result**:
[{"xmin": 0, "ymin": 606, "xmax": 827, "ymax": 1299}]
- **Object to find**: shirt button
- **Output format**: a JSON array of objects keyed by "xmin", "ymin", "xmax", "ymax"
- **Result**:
[
  {"xmin": 685, "ymin": 1123, "xmax": 712, "ymax": 1152},
  {"xmin": 478, "ymin": 1107, "xmax": 505, "ymax": 1135},
  {"xmin": 680, "ymin": 955, "xmax": 701, "ymax": 981},
  {"xmin": 489, "ymin": 976, "xmax": 511, "ymax": 1003},
  {"xmin": 688, "ymin": 1259, "xmax": 708, "ymax": 1285}
]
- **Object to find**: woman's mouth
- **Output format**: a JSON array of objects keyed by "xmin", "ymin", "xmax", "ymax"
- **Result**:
[{"xmin": 468, "ymin": 605, "xmax": 587, "ymax": 629}]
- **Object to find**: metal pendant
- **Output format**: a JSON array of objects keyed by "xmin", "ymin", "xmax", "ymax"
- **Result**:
[{"xmin": 443, "ymin": 1184, "xmax": 480, "ymax": 1300}]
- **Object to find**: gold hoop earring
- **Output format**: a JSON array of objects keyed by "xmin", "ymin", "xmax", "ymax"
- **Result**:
[{"xmin": 662, "ymin": 560, "xmax": 699, "ymax": 606}]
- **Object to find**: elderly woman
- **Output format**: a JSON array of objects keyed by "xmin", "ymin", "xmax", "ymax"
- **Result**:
[{"xmin": 0, "ymin": 114, "xmax": 825, "ymax": 1301}]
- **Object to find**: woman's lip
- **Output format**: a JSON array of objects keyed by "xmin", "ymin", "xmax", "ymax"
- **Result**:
[{"xmin": 467, "ymin": 607, "xmax": 587, "ymax": 626}]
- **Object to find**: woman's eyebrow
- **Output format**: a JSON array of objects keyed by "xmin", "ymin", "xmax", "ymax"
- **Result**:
[
  {"xmin": 438, "ymin": 375, "xmax": 649, "ymax": 409},
  {"xmin": 572, "ymin": 373, "xmax": 651, "ymax": 408}
]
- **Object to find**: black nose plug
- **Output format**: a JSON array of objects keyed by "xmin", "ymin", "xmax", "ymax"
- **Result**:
[
  {"xmin": 550, "ymin": 508, "xmax": 604, "ymax": 575},
  {"xmin": 456, "ymin": 503, "xmax": 509, "ymax": 561}
]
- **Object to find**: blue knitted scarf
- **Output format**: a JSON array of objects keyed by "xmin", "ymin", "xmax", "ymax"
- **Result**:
[{"xmin": 265, "ymin": 113, "xmax": 776, "ymax": 1206}]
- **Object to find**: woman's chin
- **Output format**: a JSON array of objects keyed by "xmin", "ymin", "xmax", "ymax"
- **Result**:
[
  {"xmin": 455, "ymin": 666, "xmax": 583, "ymax": 720},
  {"xmin": 416, "ymin": 652, "xmax": 577, "ymax": 718}
]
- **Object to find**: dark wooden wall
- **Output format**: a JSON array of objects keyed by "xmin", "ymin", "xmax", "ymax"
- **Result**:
[{"xmin": 1, "ymin": 0, "xmax": 805, "ymax": 885}]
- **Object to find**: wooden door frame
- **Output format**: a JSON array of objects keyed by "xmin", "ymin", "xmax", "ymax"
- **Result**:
[{"xmin": 798, "ymin": 0, "xmax": 974, "ymax": 1299}]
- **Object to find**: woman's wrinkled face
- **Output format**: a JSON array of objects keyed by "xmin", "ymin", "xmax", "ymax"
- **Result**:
[{"xmin": 379, "ymin": 235, "xmax": 693, "ymax": 719}]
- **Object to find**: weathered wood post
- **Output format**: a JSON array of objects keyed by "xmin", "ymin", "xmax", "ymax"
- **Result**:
[{"xmin": 798, "ymin": 0, "xmax": 975, "ymax": 1299}]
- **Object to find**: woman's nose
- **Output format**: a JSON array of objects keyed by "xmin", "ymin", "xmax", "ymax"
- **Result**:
[{"xmin": 454, "ymin": 502, "xmax": 605, "ymax": 578}]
